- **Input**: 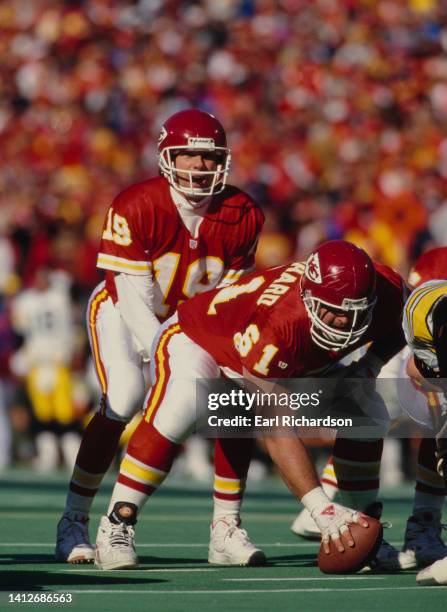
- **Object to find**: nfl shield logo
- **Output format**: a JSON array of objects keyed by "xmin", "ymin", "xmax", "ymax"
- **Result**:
[{"xmin": 189, "ymin": 239, "xmax": 198, "ymax": 249}]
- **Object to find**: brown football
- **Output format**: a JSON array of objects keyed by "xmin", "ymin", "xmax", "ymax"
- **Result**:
[{"xmin": 317, "ymin": 518, "xmax": 383, "ymax": 574}]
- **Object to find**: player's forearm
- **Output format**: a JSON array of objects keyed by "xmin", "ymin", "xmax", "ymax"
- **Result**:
[{"xmin": 263, "ymin": 434, "xmax": 321, "ymax": 500}]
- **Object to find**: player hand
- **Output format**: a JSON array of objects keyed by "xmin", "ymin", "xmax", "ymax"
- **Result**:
[
  {"xmin": 407, "ymin": 355, "xmax": 443, "ymax": 393},
  {"xmin": 311, "ymin": 502, "xmax": 369, "ymax": 554}
]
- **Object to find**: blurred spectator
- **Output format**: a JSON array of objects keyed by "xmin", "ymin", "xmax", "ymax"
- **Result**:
[
  {"xmin": 9, "ymin": 267, "xmax": 84, "ymax": 471},
  {"xmin": 2, "ymin": 0, "xmax": 447, "ymax": 470},
  {"xmin": 1, "ymin": 0, "xmax": 446, "ymax": 279},
  {"xmin": 0, "ymin": 293, "xmax": 14, "ymax": 470}
]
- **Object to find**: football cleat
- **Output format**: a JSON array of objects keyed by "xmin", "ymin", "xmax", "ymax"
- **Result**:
[
  {"xmin": 417, "ymin": 556, "xmax": 447, "ymax": 585},
  {"xmin": 362, "ymin": 539, "xmax": 415, "ymax": 572},
  {"xmin": 55, "ymin": 514, "xmax": 95, "ymax": 563},
  {"xmin": 95, "ymin": 502, "xmax": 138, "ymax": 570},
  {"xmin": 290, "ymin": 507, "xmax": 321, "ymax": 540},
  {"xmin": 208, "ymin": 517, "xmax": 266, "ymax": 566},
  {"xmin": 357, "ymin": 501, "xmax": 413, "ymax": 572},
  {"xmin": 401, "ymin": 510, "xmax": 447, "ymax": 569}
]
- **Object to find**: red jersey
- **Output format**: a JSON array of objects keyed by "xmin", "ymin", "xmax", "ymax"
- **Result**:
[
  {"xmin": 97, "ymin": 177, "xmax": 264, "ymax": 320},
  {"xmin": 177, "ymin": 261, "xmax": 406, "ymax": 378}
]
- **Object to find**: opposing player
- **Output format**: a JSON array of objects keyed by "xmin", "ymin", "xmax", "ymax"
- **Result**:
[
  {"xmin": 292, "ymin": 247, "xmax": 447, "ymax": 571},
  {"xmin": 402, "ymin": 272, "xmax": 447, "ymax": 586},
  {"xmin": 55, "ymin": 109, "xmax": 265, "ymax": 564},
  {"xmin": 94, "ymin": 240, "xmax": 407, "ymax": 570}
]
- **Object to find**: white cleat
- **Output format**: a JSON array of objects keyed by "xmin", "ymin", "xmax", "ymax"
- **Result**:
[
  {"xmin": 55, "ymin": 514, "xmax": 95, "ymax": 563},
  {"xmin": 290, "ymin": 508, "xmax": 321, "ymax": 540},
  {"xmin": 208, "ymin": 518, "xmax": 266, "ymax": 566},
  {"xmin": 95, "ymin": 511, "xmax": 138, "ymax": 570},
  {"xmin": 401, "ymin": 510, "xmax": 447, "ymax": 569},
  {"xmin": 417, "ymin": 557, "xmax": 447, "ymax": 586}
]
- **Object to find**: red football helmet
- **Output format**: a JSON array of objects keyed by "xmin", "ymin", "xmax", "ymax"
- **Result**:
[
  {"xmin": 408, "ymin": 247, "xmax": 447, "ymax": 288},
  {"xmin": 301, "ymin": 240, "xmax": 377, "ymax": 351},
  {"xmin": 158, "ymin": 108, "xmax": 231, "ymax": 197}
]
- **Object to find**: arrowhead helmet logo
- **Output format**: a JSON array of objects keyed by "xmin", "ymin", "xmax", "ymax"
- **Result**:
[
  {"xmin": 158, "ymin": 126, "xmax": 168, "ymax": 147},
  {"xmin": 305, "ymin": 252, "xmax": 322, "ymax": 284}
]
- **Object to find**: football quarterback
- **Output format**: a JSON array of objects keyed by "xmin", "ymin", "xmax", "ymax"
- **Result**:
[{"xmin": 56, "ymin": 109, "xmax": 265, "ymax": 566}]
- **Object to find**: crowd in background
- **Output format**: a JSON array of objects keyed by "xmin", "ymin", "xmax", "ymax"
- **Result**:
[{"xmin": 1, "ymin": 0, "xmax": 447, "ymax": 475}]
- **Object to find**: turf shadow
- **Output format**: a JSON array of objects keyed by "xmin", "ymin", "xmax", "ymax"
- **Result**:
[
  {"xmin": 266, "ymin": 552, "xmax": 318, "ymax": 567},
  {"xmin": 138, "ymin": 555, "xmax": 208, "ymax": 566},
  {"xmin": 0, "ymin": 554, "xmax": 56, "ymax": 566},
  {"xmin": 0, "ymin": 569, "xmax": 165, "ymax": 591}
]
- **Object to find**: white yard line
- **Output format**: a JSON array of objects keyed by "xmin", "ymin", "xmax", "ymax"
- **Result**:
[
  {"xmin": 0, "ymin": 542, "xmax": 401, "ymax": 548},
  {"xmin": 49, "ymin": 587, "xmax": 430, "ymax": 595},
  {"xmin": 222, "ymin": 576, "xmax": 385, "ymax": 582},
  {"xmin": 65, "ymin": 568, "xmax": 216, "ymax": 573}
]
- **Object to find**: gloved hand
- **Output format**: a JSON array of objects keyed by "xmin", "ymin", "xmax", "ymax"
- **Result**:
[{"xmin": 301, "ymin": 487, "xmax": 369, "ymax": 553}]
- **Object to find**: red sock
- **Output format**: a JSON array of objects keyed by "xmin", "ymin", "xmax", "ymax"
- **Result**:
[
  {"xmin": 69, "ymin": 412, "xmax": 126, "ymax": 498},
  {"xmin": 212, "ymin": 438, "xmax": 253, "ymax": 523},
  {"xmin": 108, "ymin": 419, "xmax": 180, "ymax": 512}
]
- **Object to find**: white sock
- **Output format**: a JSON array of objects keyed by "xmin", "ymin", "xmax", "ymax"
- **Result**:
[
  {"xmin": 213, "ymin": 496, "xmax": 242, "ymax": 524},
  {"xmin": 107, "ymin": 482, "xmax": 150, "ymax": 516}
]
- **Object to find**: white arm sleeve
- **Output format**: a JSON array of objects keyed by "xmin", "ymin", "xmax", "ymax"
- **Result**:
[{"xmin": 114, "ymin": 272, "xmax": 161, "ymax": 359}]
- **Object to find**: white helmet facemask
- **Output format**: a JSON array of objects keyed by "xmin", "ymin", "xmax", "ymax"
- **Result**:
[
  {"xmin": 303, "ymin": 292, "xmax": 377, "ymax": 351},
  {"xmin": 159, "ymin": 141, "xmax": 231, "ymax": 198}
]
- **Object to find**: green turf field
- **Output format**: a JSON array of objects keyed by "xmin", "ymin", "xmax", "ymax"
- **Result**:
[{"xmin": 0, "ymin": 469, "xmax": 446, "ymax": 611}]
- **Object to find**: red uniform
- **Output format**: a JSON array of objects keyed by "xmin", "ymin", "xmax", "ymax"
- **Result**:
[
  {"xmin": 178, "ymin": 260, "xmax": 406, "ymax": 378},
  {"xmin": 408, "ymin": 247, "xmax": 447, "ymax": 288},
  {"xmin": 97, "ymin": 177, "xmax": 264, "ymax": 320}
]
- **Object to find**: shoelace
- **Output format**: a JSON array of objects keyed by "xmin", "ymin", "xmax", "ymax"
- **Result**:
[
  {"xmin": 226, "ymin": 524, "xmax": 251, "ymax": 547},
  {"xmin": 109, "ymin": 524, "xmax": 134, "ymax": 549}
]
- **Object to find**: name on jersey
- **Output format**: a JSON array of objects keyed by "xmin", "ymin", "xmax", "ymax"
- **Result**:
[{"xmin": 256, "ymin": 262, "xmax": 304, "ymax": 307}]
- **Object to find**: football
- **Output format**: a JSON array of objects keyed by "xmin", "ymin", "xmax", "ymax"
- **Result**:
[{"xmin": 317, "ymin": 518, "xmax": 383, "ymax": 574}]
